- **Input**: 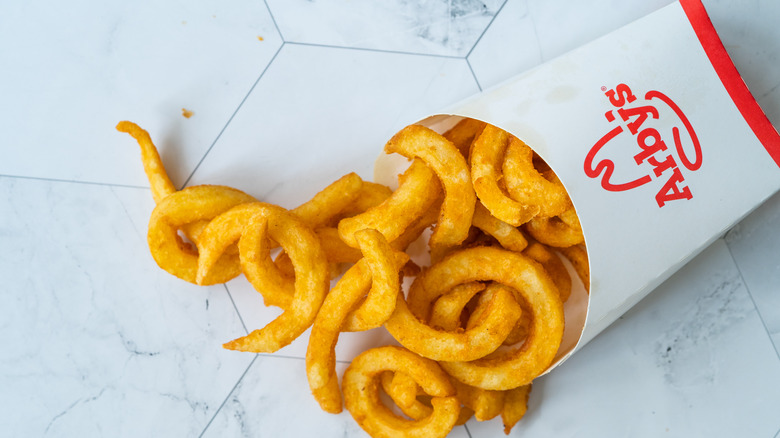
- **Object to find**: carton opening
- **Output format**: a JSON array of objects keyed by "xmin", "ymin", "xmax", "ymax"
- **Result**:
[{"xmin": 374, "ymin": 114, "xmax": 591, "ymax": 374}]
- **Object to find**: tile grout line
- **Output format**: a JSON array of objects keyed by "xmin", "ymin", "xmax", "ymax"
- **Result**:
[
  {"xmin": 198, "ymin": 354, "xmax": 259, "ymax": 438},
  {"xmin": 462, "ymin": 0, "xmax": 510, "ymax": 93},
  {"xmin": 283, "ymin": 40, "xmax": 463, "ymax": 59},
  {"xmin": 181, "ymin": 42, "xmax": 285, "ymax": 189},
  {"xmin": 464, "ymin": 0, "xmax": 509, "ymax": 59},
  {"xmin": 466, "ymin": 58, "xmax": 483, "ymax": 92},
  {"xmin": 196, "ymin": 353, "xmax": 345, "ymax": 437},
  {"xmin": 165, "ymin": 4, "xmax": 553, "ymax": 435},
  {"xmin": 258, "ymin": 353, "xmax": 305, "ymax": 362},
  {"xmin": 191, "ymin": 6, "xmax": 496, "ymax": 429},
  {"xmin": 0, "ymin": 173, "xmax": 148, "ymax": 190},
  {"xmin": 253, "ymin": 351, "xmax": 349, "ymax": 364},
  {"xmin": 223, "ymin": 284, "xmax": 249, "ymax": 335},
  {"xmin": 221, "ymin": 285, "xmax": 350, "ymax": 363},
  {"xmin": 463, "ymin": 422, "xmax": 473, "ymax": 438},
  {"xmin": 262, "ymin": 0, "xmax": 284, "ymax": 42},
  {"xmin": 724, "ymin": 239, "xmax": 780, "ymax": 362},
  {"xmin": 219, "ymin": 290, "xmax": 349, "ymax": 362}
]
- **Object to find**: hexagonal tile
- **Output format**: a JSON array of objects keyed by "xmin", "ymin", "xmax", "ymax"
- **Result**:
[
  {"xmin": 725, "ymin": 190, "xmax": 780, "ymax": 354},
  {"xmin": 184, "ymin": 43, "xmax": 479, "ymax": 208},
  {"xmin": 0, "ymin": 177, "xmax": 253, "ymax": 436},
  {"xmin": 0, "ymin": 0, "xmax": 281, "ymax": 188},
  {"xmin": 266, "ymin": 0, "xmax": 505, "ymax": 57},
  {"xmin": 466, "ymin": 0, "xmax": 542, "ymax": 90}
]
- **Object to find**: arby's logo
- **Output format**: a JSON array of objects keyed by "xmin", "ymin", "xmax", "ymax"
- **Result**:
[{"xmin": 584, "ymin": 83, "xmax": 702, "ymax": 207}]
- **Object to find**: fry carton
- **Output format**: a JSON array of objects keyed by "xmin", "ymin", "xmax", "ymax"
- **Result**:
[{"xmin": 376, "ymin": 0, "xmax": 780, "ymax": 371}]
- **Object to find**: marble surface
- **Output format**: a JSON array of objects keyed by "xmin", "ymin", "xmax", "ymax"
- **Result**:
[{"xmin": 1, "ymin": 0, "xmax": 779, "ymax": 437}]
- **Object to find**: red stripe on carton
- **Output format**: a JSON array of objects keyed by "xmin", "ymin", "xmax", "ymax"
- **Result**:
[{"xmin": 680, "ymin": 0, "xmax": 780, "ymax": 167}]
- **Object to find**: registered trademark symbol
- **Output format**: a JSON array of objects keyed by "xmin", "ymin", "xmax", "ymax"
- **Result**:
[{"xmin": 601, "ymin": 86, "xmax": 607, "ymax": 92}]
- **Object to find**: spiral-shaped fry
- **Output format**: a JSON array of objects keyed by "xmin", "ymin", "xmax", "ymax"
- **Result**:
[
  {"xmin": 194, "ymin": 202, "xmax": 330, "ymax": 353},
  {"xmin": 385, "ymin": 285, "xmax": 522, "ymax": 362},
  {"xmin": 524, "ymin": 207, "xmax": 585, "ymax": 248},
  {"xmin": 502, "ymin": 133, "xmax": 572, "ymax": 218},
  {"xmin": 402, "ymin": 246, "xmax": 564, "ymax": 390},
  {"xmin": 384, "ymin": 125, "xmax": 476, "ymax": 257},
  {"xmin": 342, "ymin": 346, "xmax": 460, "ymax": 438},
  {"xmin": 306, "ymin": 230, "xmax": 408, "ymax": 413},
  {"xmin": 338, "ymin": 158, "xmax": 441, "ymax": 247},
  {"xmin": 471, "ymin": 124, "xmax": 540, "ymax": 226},
  {"xmin": 146, "ymin": 185, "xmax": 257, "ymax": 285}
]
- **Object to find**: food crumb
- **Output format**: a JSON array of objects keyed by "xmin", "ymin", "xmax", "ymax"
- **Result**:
[
  {"xmin": 182, "ymin": 108, "xmax": 194, "ymax": 119},
  {"xmin": 257, "ymin": 36, "xmax": 264, "ymax": 41}
]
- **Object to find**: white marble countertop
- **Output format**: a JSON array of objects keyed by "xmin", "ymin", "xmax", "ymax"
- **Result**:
[{"xmin": 2, "ymin": 0, "xmax": 779, "ymax": 436}]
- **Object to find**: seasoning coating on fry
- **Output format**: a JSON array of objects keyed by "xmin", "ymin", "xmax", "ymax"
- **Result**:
[
  {"xmin": 501, "ymin": 384, "xmax": 532, "ymax": 434},
  {"xmin": 559, "ymin": 243, "xmax": 590, "ymax": 293},
  {"xmin": 146, "ymin": 185, "xmax": 256, "ymax": 285},
  {"xmin": 385, "ymin": 285, "xmax": 522, "ymax": 362},
  {"xmin": 338, "ymin": 158, "xmax": 440, "ymax": 247},
  {"xmin": 428, "ymin": 282, "xmax": 486, "ymax": 331},
  {"xmin": 502, "ymin": 135, "xmax": 572, "ymax": 218},
  {"xmin": 470, "ymin": 124, "xmax": 539, "ymax": 226},
  {"xmin": 306, "ymin": 259, "xmax": 374, "ymax": 413},
  {"xmin": 450, "ymin": 378, "xmax": 505, "ymax": 422},
  {"xmin": 306, "ymin": 241, "xmax": 408, "ymax": 413},
  {"xmin": 524, "ymin": 207, "xmax": 585, "ymax": 248},
  {"xmin": 385, "ymin": 124, "xmax": 476, "ymax": 254},
  {"xmin": 472, "ymin": 201, "xmax": 529, "ymax": 252},
  {"xmin": 342, "ymin": 229, "xmax": 408, "ymax": 331},
  {"xmin": 292, "ymin": 172, "xmax": 364, "ymax": 229},
  {"xmin": 342, "ymin": 346, "xmax": 460, "ymax": 438},
  {"xmin": 117, "ymin": 121, "xmax": 177, "ymax": 203},
  {"xmin": 204, "ymin": 203, "xmax": 330, "ymax": 353},
  {"xmin": 523, "ymin": 242, "xmax": 572, "ymax": 302},
  {"xmin": 442, "ymin": 117, "xmax": 486, "ymax": 158},
  {"xmin": 404, "ymin": 246, "xmax": 564, "ymax": 390}
]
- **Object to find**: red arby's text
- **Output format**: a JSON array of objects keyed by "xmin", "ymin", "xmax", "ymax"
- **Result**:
[{"xmin": 584, "ymin": 83, "xmax": 702, "ymax": 207}]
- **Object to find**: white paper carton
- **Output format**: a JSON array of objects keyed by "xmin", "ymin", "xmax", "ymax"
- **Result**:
[{"xmin": 377, "ymin": 0, "xmax": 780, "ymax": 371}]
